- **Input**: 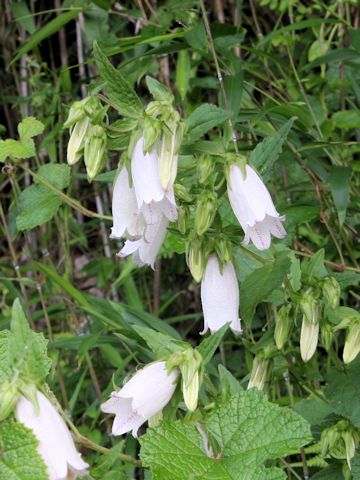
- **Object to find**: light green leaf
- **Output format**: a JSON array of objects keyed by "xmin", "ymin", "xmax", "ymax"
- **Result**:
[
  {"xmin": 18, "ymin": 117, "xmax": 45, "ymax": 139},
  {"xmin": 0, "ymin": 117, "xmax": 44, "ymax": 163},
  {"xmin": 301, "ymin": 249, "xmax": 327, "ymax": 280},
  {"xmin": 240, "ymin": 252, "xmax": 291, "ymax": 326},
  {"xmin": 132, "ymin": 325, "xmax": 186, "ymax": 358},
  {"xmin": 250, "ymin": 118, "xmax": 295, "ymax": 181},
  {"xmin": 197, "ymin": 324, "xmax": 229, "ymax": 366},
  {"xmin": 333, "ymin": 110, "xmax": 360, "ymax": 129},
  {"xmin": 184, "ymin": 104, "xmax": 232, "ymax": 144},
  {"xmin": 16, "ymin": 164, "xmax": 71, "ymax": 231},
  {"xmin": 176, "ymin": 50, "xmax": 191, "ymax": 101},
  {"xmin": 0, "ymin": 417, "xmax": 48, "ymax": 480},
  {"xmin": 140, "ymin": 389, "xmax": 311, "ymax": 479},
  {"xmin": 146, "ymin": 76, "xmax": 174, "ymax": 103},
  {"xmin": 330, "ymin": 166, "xmax": 351, "ymax": 225},
  {"xmin": 9, "ymin": 299, "xmax": 51, "ymax": 385},
  {"xmin": 0, "ymin": 331, "xmax": 11, "ymax": 384},
  {"xmin": 93, "ymin": 41, "xmax": 143, "ymax": 118}
]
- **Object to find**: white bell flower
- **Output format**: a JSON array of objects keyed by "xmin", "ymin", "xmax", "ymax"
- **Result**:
[
  {"xmin": 117, "ymin": 216, "xmax": 169, "ymax": 268},
  {"xmin": 16, "ymin": 391, "xmax": 88, "ymax": 480},
  {"xmin": 200, "ymin": 255, "xmax": 241, "ymax": 335},
  {"xmin": 227, "ymin": 164, "xmax": 286, "ymax": 250},
  {"xmin": 101, "ymin": 361, "xmax": 179, "ymax": 437},
  {"xmin": 111, "ymin": 167, "xmax": 142, "ymax": 240},
  {"xmin": 300, "ymin": 317, "xmax": 319, "ymax": 362}
]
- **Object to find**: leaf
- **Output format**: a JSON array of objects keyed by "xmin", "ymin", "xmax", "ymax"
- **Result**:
[
  {"xmin": 250, "ymin": 118, "xmax": 295, "ymax": 181},
  {"xmin": 184, "ymin": 104, "xmax": 232, "ymax": 144},
  {"xmin": 301, "ymin": 249, "xmax": 328, "ymax": 280},
  {"xmin": 325, "ymin": 357, "xmax": 360, "ymax": 429},
  {"xmin": 197, "ymin": 324, "xmax": 229, "ymax": 366},
  {"xmin": 140, "ymin": 389, "xmax": 311, "ymax": 480},
  {"xmin": 93, "ymin": 41, "xmax": 143, "ymax": 118},
  {"xmin": 9, "ymin": 299, "xmax": 51, "ymax": 384},
  {"xmin": 0, "ymin": 417, "xmax": 48, "ymax": 480},
  {"xmin": 176, "ymin": 50, "xmax": 191, "ymax": 101},
  {"xmin": 329, "ymin": 166, "xmax": 352, "ymax": 225},
  {"xmin": 0, "ymin": 117, "xmax": 45, "ymax": 162},
  {"xmin": 18, "ymin": 117, "xmax": 45, "ymax": 139},
  {"xmin": 16, "ymin": 164, "xmax": 71, "ymax": 230},
  {"xmin": 11, "ymin": 10, "xmax": 80, "ymax": 65},
  {"xmin": 332, "ymin": 110, "xmax": 360, "ymax": 129},
  {"xmin": 10, "ymin": 2, "xmax": 36, "ymax": 34},
  {"xmin": 240, "ymin": 252, "xmax": 291, "ymax": 326},
  {"xmin": 146, "ymin": 76, "xmax": 174, "ymax": 103},
  {"xmin": 132, "ymin": 325, "xmax": 186, "ymax": 358},
  {"xmin": 0, "ymin": 331, "xmax": 11, "ymax": 384}
]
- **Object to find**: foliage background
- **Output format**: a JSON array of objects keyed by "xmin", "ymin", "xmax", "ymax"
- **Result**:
[{"xmin": 0, "ymin": 0, "xmax": 360, "ymax": 479}]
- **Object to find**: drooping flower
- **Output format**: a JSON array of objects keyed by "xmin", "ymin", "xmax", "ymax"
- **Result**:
[
  {"xmin": 227, "ymin": 164, "xmax": 286, "ymax": 250},
  {"xmin": 101, "ymin": 361, "xmax": 179, "ymax": 437},
  {"xmin": 200, "ymin": 255, "xmax": 241, "ymax": 335},
  {"xmin": 16, "ymin": 390, "xmax": 88, "ymax": 480}
]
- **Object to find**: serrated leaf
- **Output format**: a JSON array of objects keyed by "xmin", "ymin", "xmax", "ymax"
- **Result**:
[
  {"xmin": 250, "ymin": 118, "xmax": 295, "ymax": 181},
  {"xmin": 16, "ymin": 164, "xmax": 71, "ymax": 231},
  {"xmin": 93, "ymin": 41, "xmax": 143, "ymax": 118},
  {"xmin": 0, "ymin": 331, "xmax": 11, "ymax": 383},
  {"xmin": 18, "ymin": 117, "xmax": 45, "ymax": 139},
  {"xmin": 140, "ymin": 389, "xmax": 311, "ymax": 479},
  {"xmin": 9, "ymin": 299, "xmax": 51, "ymax": 385},
  {"xmin": 184, "ymin": 104, "xmax": 232, "ymax": 144},
  {"xmin": 240, "ymin": 252, "xmax": 291, "ymax": 326},
  {"xmin": 0, "ymin": 417, "xmax": 48, "ymax": 480}
]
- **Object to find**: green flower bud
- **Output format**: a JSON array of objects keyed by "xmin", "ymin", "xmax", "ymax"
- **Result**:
[
  {"xmin": 322, "ymin": 277, "xmax": 341, "ymax": 309},
  {"xmin": 195, "ymin": 190, "xmax": 217, "ymax": 236},
  {"xmin": 64, "ymin": 96, "xmax": 100, "ymax": 128},
  {"xmin": 174, "ymin": 183, "xmax": 193, "ymax": 203},
  {"xmin": 177, "ymin": 205, "xmax": 189, "ymax": 235},
  {"xmin": 214, "ymin": 236, "xmax": 233, "ymax": 266},
  {"xmin": 321, "ymin": 420, "xmax": 359, "ymax": 469},
  {"xmin": 198, "ymin": 155, "xmax": 215, "ymax": 185},
  {"xmin": 0, "ymin": 381, "xmax": 18, "ymax": 421},
  {"xmin": 343, "ymin": 322, "xmax": 360, "ymax": 364},
  {"xmin": 179, "ymin": 349, "xmax": 202, "ymax": 412},
  {"xmin": 298, "ymin": 293, "xmax": 319, "ymax": 324},
  {"xmin": 321, "ymin": 323, "xmax": 334, "ymax": 351},
  {"xmin": 84, "ymin": 125, "xmax": 107, "ymax": 180},
  {"xmin": 247, "ymin": 357, "xmax": 269, "ymax": 390},
  {"xmin": 67, "ymin": 116, "xmax": 90, "ymax": 165},
  {"xmin": 274, "ymin": 305, "xmax": 292, "ymax": 350},
  {"xmin": 187, "ymin": 236, "xmax": 207, "ymax": 282}
]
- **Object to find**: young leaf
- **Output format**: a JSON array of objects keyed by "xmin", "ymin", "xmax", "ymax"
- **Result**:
[
  {"xmin": 176, "ymin": 50, "xmax": 191, "ymax": 101},
  {"xmin": 329, "ymin": 166, "xmax": 351, "ymax": 225},
  {"xmin": 250, "ymin": 117, "xmax": 295, "ymax": 181},
  {"xmin": 132, "ymin": 325, "xmax": 186, "ymax": 358},
  {"xmin": 140, "ymin": 389, "xmax": 311, "ymax": 479},
  {"xmin": 197, "ymin": 324, "xmax": 229, "ymax": 365},
  {"xmin": 93, "ymin": 41, "xmax": 143, "ymax": 118},
  {"xmin": 0, "ymin": 117, "xmax": 45, "ymax": 163},
  {"xmin": 184, "ymin": 104, "xmax": 232, "ymax": 144},
  {"xmin": 0, "ymin": 417, "xmax": 48, "ymax": 480},
  {"xmin": 146, "ymin": 76, "xmax": 174, "ymax": 103}
]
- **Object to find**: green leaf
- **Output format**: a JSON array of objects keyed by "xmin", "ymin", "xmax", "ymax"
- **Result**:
[
  {"xmin": 9, "ymin": 299, "xmax": 51, "ymax": 385},
  {"xmin": 184, "ymin": 104, "xmax": 232, "ymax": 144},
  {"xmin": 301, "ymin": 249, "xmax": 328, "ymax": 280},
  {"xmin": 176, "ymin": 50, "xmax": 191, "ymax": 101},
  {"xmin": 332, "ymin": 110, "xmax": 360, "ymax": 129},
  {"xmin": 240, "ymin": 252, "xmax": 291, "ymax": 326},
  {"xmin": 93, "ymin": 41, "xmax": 143, "ymax": 118},
  {"xmin": 325, "ymin": 357, "xmax": 360, "ymax": 429},
  {"xmin": 250, "ymin": 118, "xmax": 295, "ymax": 181},
  {"xmin": 91, "ymin": 441, "xmax": 125, "ymax": 478},
  {"xmin": 145, "ymin": 76, "xmax": 174, "ymax": 103},
  {"xmin": 16, "ymin": 164, "xmax": 71, "ymax": 231},
  {"xmin": 0, "ymin": 117, "xmax": 45, "ymax": 163},
  {"xmin": 11, "ymin": 9, "xmax": 80, "ymax": 65},
  {"xmin": 10, "ymin": 2, "xmax": 36, "ymax": 34},
  {"xmin": 132, "ymin": 325, "xmax": 186, "ymax": 358},
  {"xmin": 329, "ymin": 166, "xmax": 352, "ymax": 225},
  {"xmin": 0, "ymin": 331, "xmax": 11, "ymax": 384},
  {"xmin": 197, "ymin": 324, "xmax": 229, "ymax": 366},
  {"xmin": 0, "ymin": 417, "xmax": 48, "ymax": 480},
  {"xmin": 18, "ymin": 117, "xmax": 45, "ymax": 139},
  {"xmin": 140, "ymin": 389, "xmax": 311, "ymax": 479}
]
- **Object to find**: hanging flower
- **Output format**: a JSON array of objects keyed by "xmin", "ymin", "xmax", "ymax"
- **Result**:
[
  {"xmin": 101, "ymin": 361, "xmax": 179, "ymax": 437},
  {"xmin": 16, "ymin": 390, "xmax": 88, "ymax": 480},
  {"xmin": 227, "ymin": 164, "xmax": 286, "ymax": 250},
  {"xmin": 200, "ymin": 255, "xmax": 241, "ymax": 335}
]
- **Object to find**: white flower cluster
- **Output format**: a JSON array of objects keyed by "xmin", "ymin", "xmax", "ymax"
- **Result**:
[{"xmin": 111, "ymin": 136, "xmax": 177, "ymax": 268}]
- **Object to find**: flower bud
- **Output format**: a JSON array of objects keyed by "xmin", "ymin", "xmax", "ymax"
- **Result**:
[
  {"xmin": 0, "ymin": 381, "xmax": 18, "ymax": 421},
  {"xmin": 274, "ymin": 305, "xmax": 292, "ymax": 350},
  {"xmin": 187, "ymin": 236, "xmax": 207, "ymax": 283},
  {"xmin": 214, "ymin": 236, "xmax": 233, "ymax": 266},
  {"xmin": 298, "ymin": 294, "xmax": 319, "ymax": 324},
  {"xmin": 300, "ymin": 315, "xmax": 319, "ymax": 362},
  {"xmin": 343, "ymin": 322, "xmax": 360, "ymax": 364},
  {"xmin": 143, "ymin": 117, "xmax": 161, "ymax": 153},
  {"xmin": 322, "ymin": 277, "xmax": 341, "ymax": 309},
  {"xmin": 179, "ymin": 349, "xmax": 202, "ymax": 412},
  {"xmin": 84, "ymin": 125, "xmax": 107, "ymax": 180},
  {"xmin": 198, "ymin": 155, "xmax": 215, "ymax": 185},
  {"xmin": 64, "ymin": 96, "xmax": 100, "ymax": 128},
  {"xmin": 195, "ymin": 190, "xmax": 217, "ymax": 235},
  {"xmin": 158, "ymin": 124, "xmax": 183, "ymax": 192},
  {"xmin": 67, "ymin": 116, "xmax": 90, "ymax": 165},
  {"xmin": 174, "ymin": 183, "xmax": 193, "ymax": 202},
  {"xmin": 177, "ymin": 205, "xmax": 189, "ymax": 234},
  {"xmin": 247, "ymin": 357, "xmax": 269, "ymax": 390},
  {"xmin": 321, "ymin": 323, "xmax": 334, "ymax": 351},
  {"xmin": 321, "ymin": 420, "xmax": 359, "ymax": 469}
]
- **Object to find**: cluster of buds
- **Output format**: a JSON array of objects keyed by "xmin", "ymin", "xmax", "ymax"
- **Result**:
[
  {"xmin": 64, "ymin": 96, "xmax": 107, "ymax": 180},
  {"xmin": 321, "ymin": 420, "xmax": 359, "ymax": 469},
  {"xmin": 101, "ymin": 347, "xmax": 203, "ymax": 437}
]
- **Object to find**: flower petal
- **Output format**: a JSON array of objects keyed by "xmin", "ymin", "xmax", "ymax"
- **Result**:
[{"xmin": 111, "ymin": 167, "xmax": 140, "ymax": 239}]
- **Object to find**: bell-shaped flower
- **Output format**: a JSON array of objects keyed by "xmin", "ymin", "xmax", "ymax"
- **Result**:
[
  {"xmin": 200, "ymin": 255, "xmax": 241, "ymax": 335},
  {"xmin": 117, "ymin": 216, "xmax": 168, "ymax": 268},
  {"xmin": 101, "ymin": 361, "xmax": 179, "ymax": 437},
  {"xmin": 16, "ymin": 390, "xmax": 88, "ymax": 480},
  {"xmin": 300, "ymin": 316, "xmax": 319, "ymax": 362},
  {"xmin": 111, "ymin": 167, "xmax": 142, "ymax": 240},
  {"xmin": 67, "ymin": 117, "xmax": 90, "ymax": 165},
  {"xmin": 227, "ymin": 164, "xmax": 286, "ymax": 250}
]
